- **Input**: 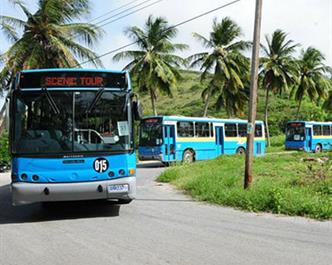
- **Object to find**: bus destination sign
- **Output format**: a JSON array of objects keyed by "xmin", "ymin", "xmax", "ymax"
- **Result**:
[
  {"xmin": 19, "ymin": 71, "xmax": 126, "ymax": 89},
  {"xmin": 44, "ymin": 76, "xmax": 104, "ymax": 87}
]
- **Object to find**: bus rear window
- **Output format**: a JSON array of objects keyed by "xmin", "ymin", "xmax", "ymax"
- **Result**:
[{"xmin": 286, "ymin": 123, "xmax": 305, "ymax": 141}]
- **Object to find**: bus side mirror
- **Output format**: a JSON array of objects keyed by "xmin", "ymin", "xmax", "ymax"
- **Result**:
[{"xmin": 132, "ymin": 100, "xmax": 143, "ymax": 121}]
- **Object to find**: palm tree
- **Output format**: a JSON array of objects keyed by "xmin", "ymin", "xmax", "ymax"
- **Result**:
[
  {"xmin": 323, "ymin": 89, "xmax": 332, "ymax": 111},
  {"xmin": 0, "ymin": 0, "xmax": 103, "ymax": 89},
  {"xmin": 260, "ymin": 30, "xmax": 298, "ymax": 146},
  {"xmin": 113, "ymin": 15, "xmax": 187, "ymax": 115},
  {"xmin": 187, "ymin": 17, "xmax": 250, "ymax": 117},
  {"xmin": 291, "ymin": 47, "xmax": 331, "ymax": 118}
]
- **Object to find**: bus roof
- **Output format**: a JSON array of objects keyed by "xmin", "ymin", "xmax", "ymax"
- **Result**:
[
  {"xmin": 287, "ymin": 120, "xmax": 332, "ymax": 125},
  {"xmin": 143, "ymin": 115, "xmax": 264, "ymax": 124},
  {"xmin": 21, "ymin": 68, "xmax": 128, "ymax": 74}
]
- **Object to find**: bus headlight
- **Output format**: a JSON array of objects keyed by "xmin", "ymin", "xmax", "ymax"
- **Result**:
[
  {"xmin": 32, "ymin": 175, "xmax": 39, "ymax": 181},
  {"xmin": 21, "ymin": 173, "xmax": 28, "ymax": 181}
]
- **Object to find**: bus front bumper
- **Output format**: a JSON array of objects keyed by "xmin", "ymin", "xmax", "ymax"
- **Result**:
[
  {"xmin": 11, "ymin": 177, "xmax": 136, "ymax": 206},
  {"xmin": 139, "ymin": 154, "xmax": 163, "ymax": 161}
]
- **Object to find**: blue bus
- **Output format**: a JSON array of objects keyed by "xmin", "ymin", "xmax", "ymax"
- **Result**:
[
  {"xmin": 138, "ymin": 116, "xmax": 265, "ymax": 164},
  {"xmin": 285, "ymin": 121, "xmax": 332, "ymax": 152},
  {"xmin": 7, "ymin": 68, "xmax": 142, "ymax": 205}
]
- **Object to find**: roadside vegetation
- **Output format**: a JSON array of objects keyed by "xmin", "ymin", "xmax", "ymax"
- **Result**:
[
  {"xmin": 0, "ymin": 132, "xmax": 9, "ymax": 165},
  {"xmin": 158, "ymin": 149, "xmax": 332, "ymax": 220}
]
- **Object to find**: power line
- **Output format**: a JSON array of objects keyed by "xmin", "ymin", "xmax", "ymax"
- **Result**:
[
  {"xmin": 98, "ymin": 0, "xmax": 163, "ymax": 28},
  {"xmin": 88, "ymin": 0, "xmax": 143, "ymax": 24},
  {"xmin": 70, "ymin": 0, "xmax": 162, "ymax": 40},
  {"xmin": 77, "ymin": 0, "xmax": 241, "ymax": 67},
  {"xmin": 94, "ymin": 0, "xmax": 161, "ymax": 27}
]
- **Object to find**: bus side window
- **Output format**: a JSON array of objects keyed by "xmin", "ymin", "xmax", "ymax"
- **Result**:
[
  {"xmin": 177, "ymin": 121, "xmax": 194, "ymax": 137},
  {"xmin": 323, "ymin": 125, "xmax": 330, "ymax": 136},
  {"xmin": 225, "ymin": 123, "xmax": 237, "ymax": 137},
  {"xmin": 195, "ymin": 122, "xmax": 209, "ymax": 137},
  {"xmin": 255, "ymin": 124, "xmax": 263, "ymax": 137},
  {"xmin": 313, "ymin": 125, "xmax": 322, "ymax": 136},
  {"xmin": 238, "ymin": 124, "xmax": 247, "ymax": 137}
]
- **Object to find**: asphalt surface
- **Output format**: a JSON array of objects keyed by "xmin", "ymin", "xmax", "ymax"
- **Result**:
[{"xmin": 0, "ymin": 161, "xmax": 331, "ymax": 265}]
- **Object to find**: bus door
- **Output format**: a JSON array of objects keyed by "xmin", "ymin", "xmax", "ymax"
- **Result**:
[
  {"xmin": 305, "ymin": 127, "xmax": 312, "ymax": 151},
  {"xmin": 215, "ymin": 126, "xmax": 224, "ymax": 155},
  {"xmin": 164, "ymin": 125, "xmax": 176, "ymax": 161}
]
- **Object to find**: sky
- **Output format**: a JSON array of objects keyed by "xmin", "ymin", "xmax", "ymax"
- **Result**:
[{"xmin": 0, "ymin": 0, "xmax": 332, "ymax": 104}]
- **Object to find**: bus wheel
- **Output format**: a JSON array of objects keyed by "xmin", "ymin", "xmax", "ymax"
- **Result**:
[
  {"xmin": 236, "ymin": 147, "xmax": 245, "ymax": 155},
  {"xmin": 314, "ymin": 144, "xmax": 322, "ymax": 153},
  {"xmin": 183, "ymin": 150, "xmax": 194, "ymax": 164}
]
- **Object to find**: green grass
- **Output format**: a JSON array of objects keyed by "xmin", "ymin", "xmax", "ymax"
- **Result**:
[{"xmin": 158, "ymin": 151, "xmax": 332, "ymax": 220}]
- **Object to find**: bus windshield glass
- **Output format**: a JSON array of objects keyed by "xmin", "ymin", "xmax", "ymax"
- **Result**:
[
  {"xmin": 286, "ymin": 122, "xmax": 305, "ymax": 141},
  {"xmin": 13, "ymin": 90, "xmax": 131, "ymax": 154},
  {"xmin": 139, "ymin": 118, "xmax": 163, "ymax": 146}
]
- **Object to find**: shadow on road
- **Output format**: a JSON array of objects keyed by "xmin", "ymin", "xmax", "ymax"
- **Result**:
[{"xmin": 0, "ymin": 184, "xmax": 120, "ymax": 225}]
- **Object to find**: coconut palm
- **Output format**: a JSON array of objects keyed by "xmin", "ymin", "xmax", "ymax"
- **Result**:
[
  {"xmin": 187, "ymin": 17, "xmax": 250, "ymax": 117},
  {"xmin": 291, "ymin": 47, "xmax": 331, "ymax": 117},
  {"xmin": 0, "ymin": 0, "xmax": 103, "ymax": 89},
  {"xmin": 113, "ymin": 15, "xmax": 187, "ymax": 115},
  {"xmin": 260, "ymin": 30, "xmax": 298, "ymax": 146},
  {"xmin": 323, "ymin": 89, "xmax": 332, "ymax": 111}
]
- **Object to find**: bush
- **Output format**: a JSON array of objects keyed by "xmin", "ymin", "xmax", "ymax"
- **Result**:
[{"xmin": 0, "ymin": 132, "xmax": 10, "ymax": 164}]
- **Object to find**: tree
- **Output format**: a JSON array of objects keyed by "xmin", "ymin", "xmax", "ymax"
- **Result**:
[
  {"xmin": 0, "ymin": 0, "xmax": 103, "ymax": 89},
  {"xmin": 188, "ymin": 17, "xmax": 250, "ymax": 117},
  {"xmin": 292, "ymin": 47, "xmax": 331, "ymax": 118},
  {"xmin": 260, "ymin": 30, "xmax": 298, "ymax": 146},
  {"xmin": 323, "ymin": 80, "xmax": 332, "ymax": 111},
  {"xmin": 113, "ymin": 15, "xmax": 187, "ymax": 115}
]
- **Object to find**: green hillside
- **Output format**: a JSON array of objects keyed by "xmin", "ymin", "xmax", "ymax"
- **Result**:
[{"xmin": 138, "ymin": 70, "xmax": 331, "ymax": 135}]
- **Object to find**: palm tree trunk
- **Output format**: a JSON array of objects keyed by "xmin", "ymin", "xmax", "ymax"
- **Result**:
[
  {"xmin": 150, "ymin": 89, "xmax": 157, "ymax": 116},
  {"xmin": 264, "ymin": 88, "xmax": 271, "ymax": 147},
  {"xmin": 296, "ymin": 99, "xmax": 302, "ymax": 120},
  {"xmin": 203, "ymin": 87, "xmax": 212, "ymax": 117},
  {"xmin": 0, "ymin": 103, "xmax": 6, "ymax": 135}
]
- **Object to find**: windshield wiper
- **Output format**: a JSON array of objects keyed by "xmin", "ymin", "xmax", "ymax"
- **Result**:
[
  {"xmin": 42, "ymin": 87, "xmax": 60, "ymax": 115},
  {"xmin": 86, "ymin": 87, "xmax": 105, "ymax": 114}
]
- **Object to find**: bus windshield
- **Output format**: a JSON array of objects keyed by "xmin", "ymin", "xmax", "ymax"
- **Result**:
[
  {"xmin": 286, "ymin": 123, "xmax": 305, "ymax": 141},
  {"xmin": 13, "ymin": 90, "xmax": 132, "ymax": 154},
  {"xmin": 139, "ymin": 118, "xmax": 163, "ymax": 146}
]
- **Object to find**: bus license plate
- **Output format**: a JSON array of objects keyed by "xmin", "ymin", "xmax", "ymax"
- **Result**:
[{"xmin": 108, "ymin": 184, "xmax": 129, "ymax": 193}]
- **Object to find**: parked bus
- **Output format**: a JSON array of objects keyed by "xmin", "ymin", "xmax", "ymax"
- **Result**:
[
  {"xmin": 138, "ymin": 116, "xmax": 265, "ymax": 164},
  {"xmin": 6, "ymin": 68, "xmax": 142, "ymax": 205},
  {"xmin": 285, "ymin": 121, "xmax": 332, "ymax": 152}
]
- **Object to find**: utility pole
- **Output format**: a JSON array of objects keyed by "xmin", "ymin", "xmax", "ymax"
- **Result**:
[{"xmin": 244, "ymin": 0, "xmax": 263, "ymax": 189}]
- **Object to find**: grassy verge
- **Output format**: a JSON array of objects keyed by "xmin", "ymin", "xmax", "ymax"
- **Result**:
[{"xmin": 158, "ymin": 152, "xmax": 332, "ymax": 220}]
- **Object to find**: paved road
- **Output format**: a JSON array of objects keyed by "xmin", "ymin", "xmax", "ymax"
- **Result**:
[{"xmin": 0, "ymin": 162, "xmax": 331, "ymax": 265}]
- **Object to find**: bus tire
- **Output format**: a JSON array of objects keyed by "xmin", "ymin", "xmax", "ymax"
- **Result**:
[
  {"xmin": 236, "ymin": 147, "xmax": 245, "ymax": 155},
  {"xmin": 182, "ymin": 149, "xmax": 194, "ymax": 164},
  {"xmin": 314, "ymin": 144, "xmax": 322, "ymax": 153},
  {"xmin": 162, "ymin": 162, "xmax": 170, "ymax": 167}
]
